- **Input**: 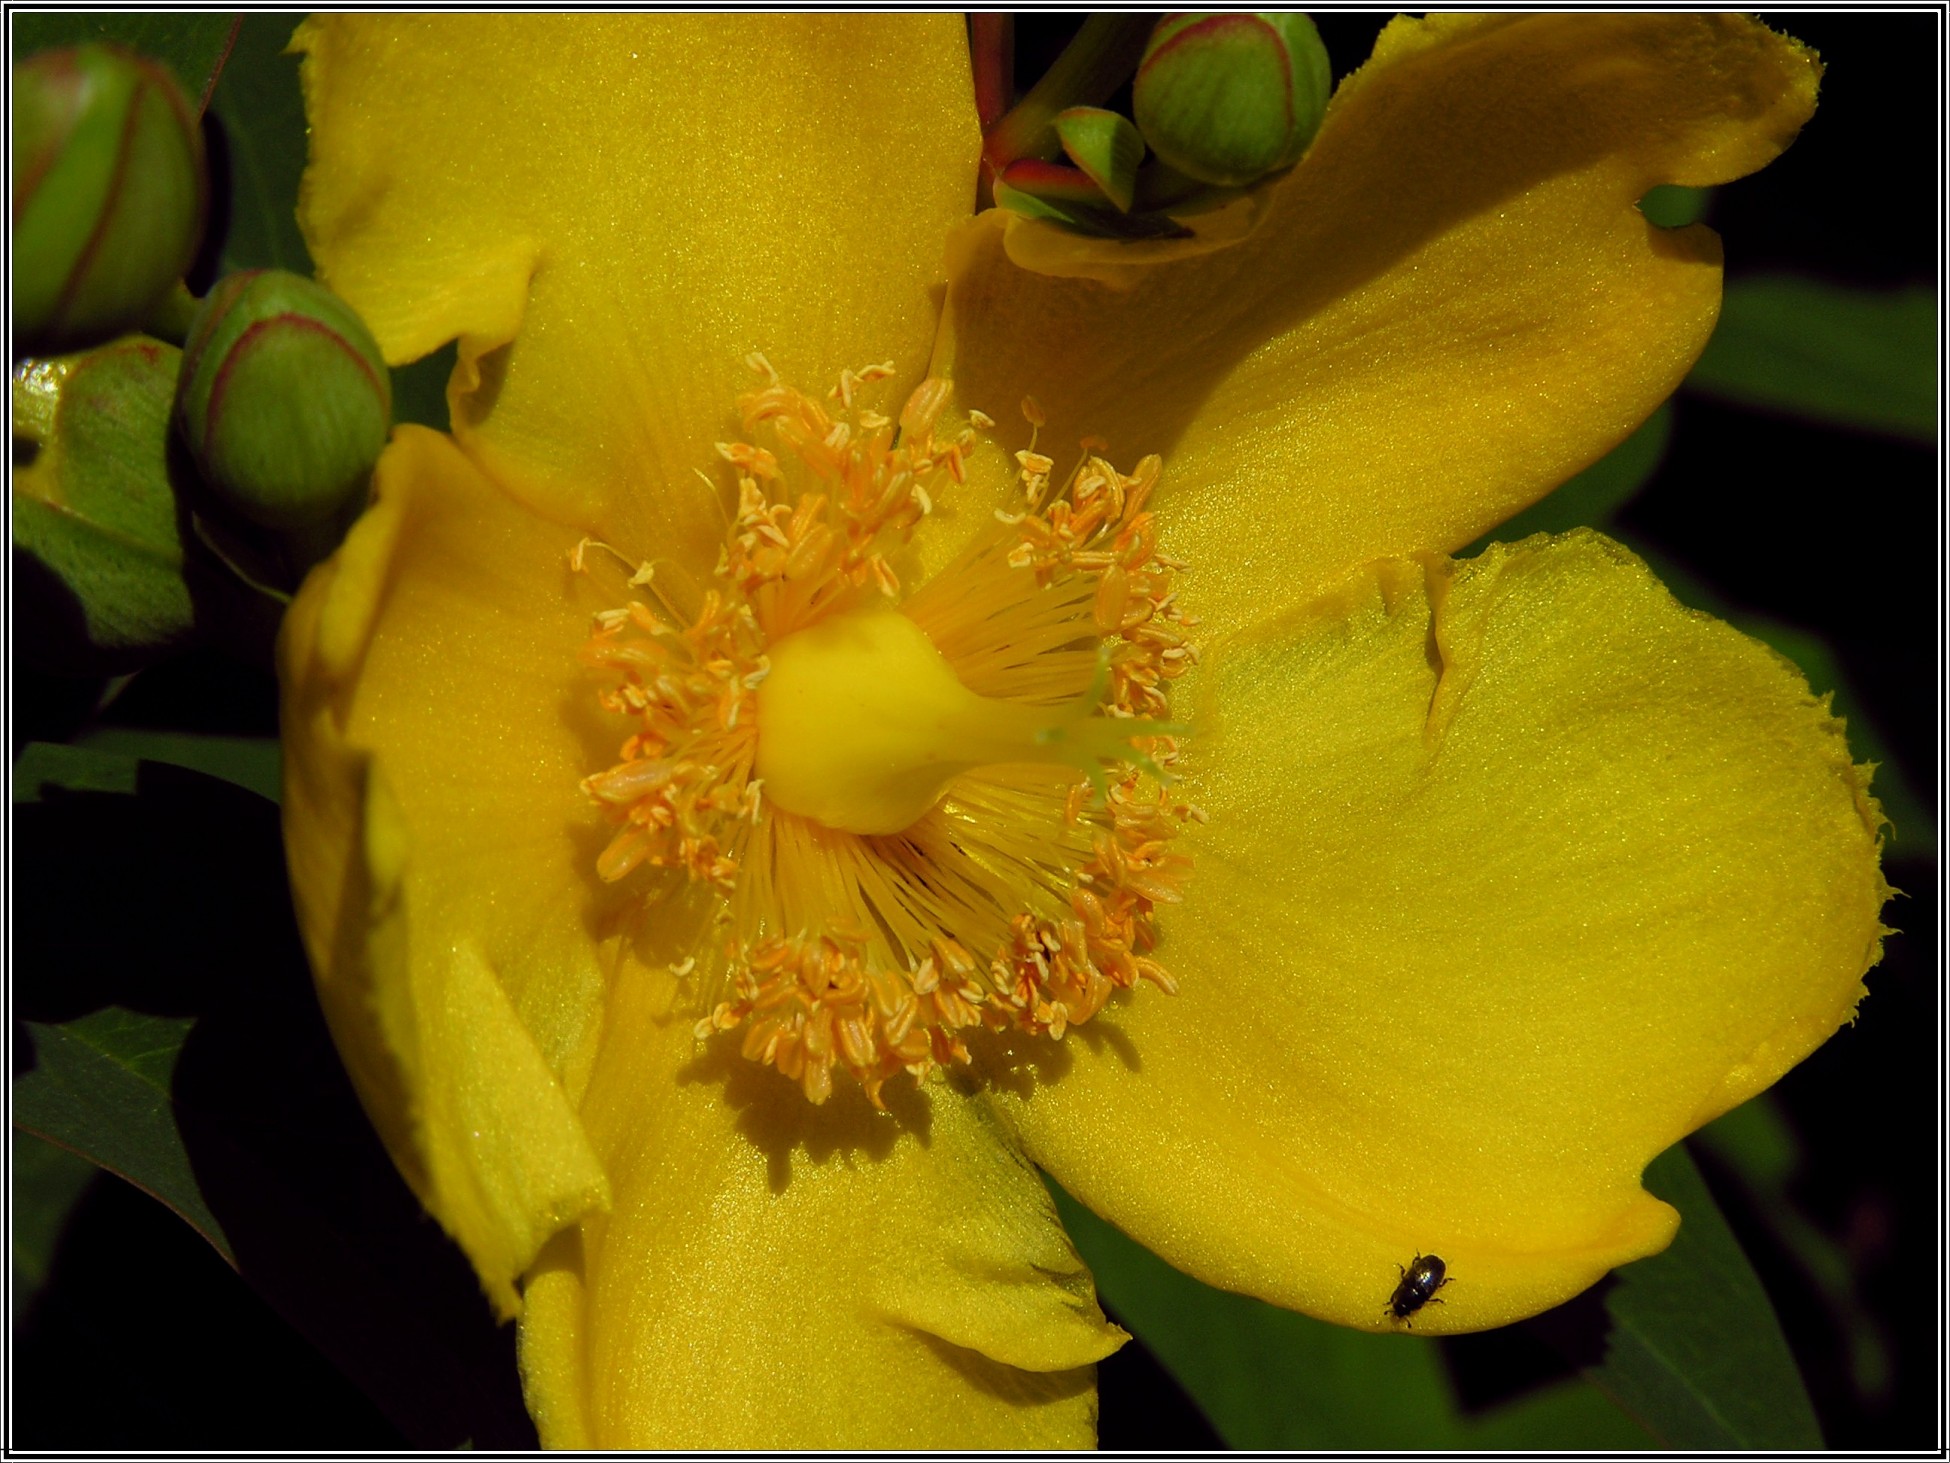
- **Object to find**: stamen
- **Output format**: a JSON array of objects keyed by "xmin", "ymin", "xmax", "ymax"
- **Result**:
[{"xmin": 580, "ymin": 363, "xmax": 1198, "ymax": 1105}]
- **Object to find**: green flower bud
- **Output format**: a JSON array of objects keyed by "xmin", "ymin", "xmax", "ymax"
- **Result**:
[
  {"xmin": 13, "ymin": 338, "xmax": 198, "ymax": 672},
  {"xmin": 1132, "ymin": 13, "xmax": 1333, "ymax": 188},
  {"xmin": 176, "ymin": 270, "xmax": 393, "ymax": 531},
  {"xmin": 13, "ymin": 46, "xmax": 207, "ymax": 355}
]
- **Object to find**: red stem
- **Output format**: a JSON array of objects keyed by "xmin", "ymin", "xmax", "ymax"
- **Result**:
[{"xmin": 970, "ymin": 14, "xmax": 1014, "ymax": 130}]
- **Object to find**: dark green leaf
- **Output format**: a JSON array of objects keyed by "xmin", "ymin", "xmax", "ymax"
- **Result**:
[
  {"xmin": 1696, "ymin": 1094, "xmax": 1797, "ymax": 1187},
  {"xmin": 11, "ymin": 1130, "xmax": 104, "ymax": 1324},
  {"xmin": 1693, "ymin": 1098, "xmax": 1895, "ymax": 1409},
  {"xmin": 16, "ymin": 1010, "xmax": 228, "ymax": 1259},
  {"xmin": 75, "ymin": 727, "xmax": 281, "ymax": 803},
  {"xmin": 16, "ymin": 732, "xmax": 279, "ymax": 807},
  {"xmin": 1638, "ymin": 184, "xmax": 1712, "ymax": 229},
  {"xmin": 10, "ymin": 744, "xmax": 534, "ymax": 1447},
  {"xmin": 1688, "ymin": 275, "xmax": 1935, "ymax": 441},
  {"xmin": 1562, "ymin": 1143, "xmax": 1822, "ymax": 1448},
  {"xmin": 13, "ymin": 740, "xmax": 140, "ymax": 801},
  {"xmin": 11, "ymin": 13, "xmax": 240, "ymax": 114},
  {"xmin": 1052, "ymin": 1183, "xmax": 1653, "ymax": 1448},
  {"xmin": 210, "ymin": 14, "xmax": 311, "ymax": 274}
]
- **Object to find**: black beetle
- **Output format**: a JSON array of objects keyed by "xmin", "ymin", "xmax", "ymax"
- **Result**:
[{"xmin": 1386, "ymin": 1253, "xmax": 1450, "ymax": 1324}]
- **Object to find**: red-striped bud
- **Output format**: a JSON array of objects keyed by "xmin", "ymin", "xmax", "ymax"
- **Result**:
[
  {"xmin": 176, "ymin": 270, "xmax": 392, "ymax": 531},
  {"xmin": 1133, "ymin": 14, "xmax": 1332, "ymax": 187},
  {"xmin": 13, "ymin": 46, "xmax": 207, "ymax": 355}
]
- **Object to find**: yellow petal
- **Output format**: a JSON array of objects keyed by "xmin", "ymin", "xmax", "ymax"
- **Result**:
[
  {"xmin": 296, "ymin": 15, "xmax": 979, "ymax": 569},
  {"xmin": 931, "ymin": 15, "xmax": 1820, "ymax": 640},
  {"xmin": 518, "ymin": 967, "xmax": 1123, "ymax": 1448},
  {"xmin": 281, "ymin": 427, "xmax": 626, "ymax": 1313},
  {"xmin": 987, "ymin": 532, "xmax": 1887, "ymax": 1333}
]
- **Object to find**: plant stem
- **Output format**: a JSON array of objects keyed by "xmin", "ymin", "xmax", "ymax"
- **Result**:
[{"xmin": 982, "ymin": 15, "xmax": 1153, "ymax": 173}]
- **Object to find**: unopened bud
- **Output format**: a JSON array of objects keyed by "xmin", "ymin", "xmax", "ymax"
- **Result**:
[
  {"xmin": 13, "ymin": 338, "xmax": 198, "ymax": 672},
  {"xmin": 1132, "ymin": 13, "xmax": 1332, "ymax": 188},
  {"xmin": 13, "ymin": 46, "xmax": 207, "ymax": 355},
  {"xmin": 176, "ymin": 270, "xmax": 392, "ymax": 531}
]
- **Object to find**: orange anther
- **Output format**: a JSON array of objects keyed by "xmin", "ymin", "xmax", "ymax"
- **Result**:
[{"xmin": 583, "ymin": 365, "xmax": 1194, "ymax": 1106}]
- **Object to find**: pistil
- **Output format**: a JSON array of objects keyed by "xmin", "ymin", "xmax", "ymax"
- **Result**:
[{"xmin": 757, "ymin": 605, "xmax": 1163, "ymax": 835}]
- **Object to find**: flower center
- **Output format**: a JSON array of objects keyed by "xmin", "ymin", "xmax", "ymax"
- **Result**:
[
  {"xmin": 757, "ymin": 605, "xmax": 1159, "ymax": 835},
  {"xmin": 575, "ymin": 357, "xmax": 1200, "ymax": 1105}
]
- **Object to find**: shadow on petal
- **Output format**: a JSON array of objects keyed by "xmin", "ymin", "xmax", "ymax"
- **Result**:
[{"xmin": 677, "ymin": 1033, "xmax": 933, "ymax": 1192}]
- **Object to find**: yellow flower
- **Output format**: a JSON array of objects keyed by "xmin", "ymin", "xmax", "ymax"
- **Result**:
[{"xmin": 278, "ymin": 14, "xmax": 1888, "ymax": 1450}]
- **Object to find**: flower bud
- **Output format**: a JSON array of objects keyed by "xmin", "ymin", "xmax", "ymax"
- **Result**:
[
  {"xmin": 1132, "ymin": 13, "xmax": 1333, "ymax": 188},
  {"xmin": 13, "ymin": 46, "xmax": 207, "ymax": 355},
  {"xmin": 13, "ymin": 338, "xmax": 199, "ymax": 672},
  {"xmin": 176, "ymin": 270, "xmax": 392, "ymax": 531}
]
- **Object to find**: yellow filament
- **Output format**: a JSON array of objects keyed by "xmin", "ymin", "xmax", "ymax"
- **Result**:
[{"xmin": 579, "ymin": 364, "xmax": 1199, "ymax": 1105}]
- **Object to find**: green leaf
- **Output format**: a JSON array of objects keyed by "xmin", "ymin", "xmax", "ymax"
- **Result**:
[
  {"xmin": 11, "ymin": 743, "xmax": 535, "ymax": 1447},
  {"xmin": 1467, "ymin": 406, "xmax": 1670, "ymax": 554},
  {"xmin": 209, "ymin": 14, "xmax": 310, "ymax": 274},
  {"xmin": 75, "ymin": 727, "xmax": 281, "ymax": 803},
  {"xmin": 13, "ymin": 337, "xmax": 290, "ymax": 674},
  {"xmin": 13, "ymin": 338, "xmax": 201, "ymax": 674},
  {"xmin": 11, "ymin": 1130, "xmax": 104, "ymax": 1324},
  {"xmin": 1052, "ymin": 1183, "xmax": 1653, "ymax": 1448},
  {"xmin": 1693, "ymin": 1099, "xmax": 1894, "ymax": 1409},
  {"xmin": 15, "ymin": 1009, "xmax": 231, "ymax": 1260},
  {"xmin": 1638, "ymin": 184, "xmax": 1712, "ymax": 229},
  {"xmin": 1696, "ymin": 1094, "xmax": 1797, "ymax": 1188},
  {"xmin": 11, "ymin": 13, "xmax": 241, "ymax": 114},
  {"xmin": 1560, "ymin": 1143, "xmax": 1822, "ymax": 1448},
  {"xmin": 16, "ymin": 732, "xmax": 279, "ymax": 806},
  {"xmin": 1688, "ymin": 275, "xmax": 1935, "ymax": 441},
  {"xmin": 13, "ymin": 740, "xmax": 140, "ymax": 800}
]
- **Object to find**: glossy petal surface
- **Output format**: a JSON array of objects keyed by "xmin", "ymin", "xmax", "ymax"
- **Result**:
[
  {"xmin": 930, "ymin": 14, "xmax": 1820, "ymax": 640},
  {"xmin": 281, "ymin": 427, "xmax": 623, "ymax": 1311},
  {"xmin": 296, "ymin": 15, "xmax": 979, "ymax": 570},
  {"xmin": 517, "ymin": 969, "xmax": 1121, "ymax": 1448},
  {"xmin": 990, "ymin": 533, "xmax": 1887, "ymax": 1332}
]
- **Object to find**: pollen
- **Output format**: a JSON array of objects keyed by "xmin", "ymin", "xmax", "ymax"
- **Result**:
[{"xmin": 577, "ymin": 360, "xmax": 1199, "ymax": 1106}]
